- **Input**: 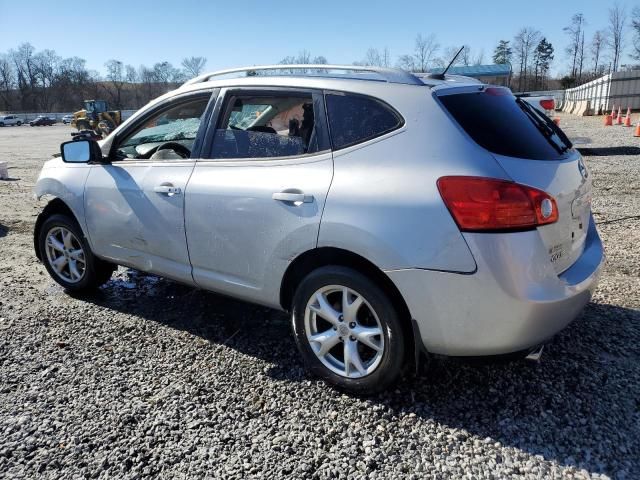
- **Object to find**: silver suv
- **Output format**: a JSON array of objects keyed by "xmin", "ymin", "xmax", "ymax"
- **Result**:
[
  {"xmin": 0, "ymin": 115, "xmax": 23, "ymax": 126},
  {"xmin": 34, "ymin": 65, "xmax": 604, "ymax": 394}
]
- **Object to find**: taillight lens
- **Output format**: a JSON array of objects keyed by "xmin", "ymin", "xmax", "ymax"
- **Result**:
[
  {"xmin": 437, "ymin": 176, "xmax": 558, "ymax": 232},
  {"xmin": 540, "ymin": 99, "xmax": 555, "ymax": 110}
]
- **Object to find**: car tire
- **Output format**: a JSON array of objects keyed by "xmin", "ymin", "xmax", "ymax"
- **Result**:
[
  {"xmin": 0, "ymin": 122, "xmax": 4, "ymax": 127},
  {"xmin": 16, "ymin": 121, "xmax": 21, "ymax": 126},
  {"xmin": 38, "ymin": 214, "xmax": 115, "ymax": 293},
  {"xmin": 292, "ymin": 266, "xmax": 405, "ymax": 395}
]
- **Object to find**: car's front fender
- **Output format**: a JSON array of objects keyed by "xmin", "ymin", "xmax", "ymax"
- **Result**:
[{"xmin": 34, "ymin": 159, "xmax": 93, "ymax": 248}]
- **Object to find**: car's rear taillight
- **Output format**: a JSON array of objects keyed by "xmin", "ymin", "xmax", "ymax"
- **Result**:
[
  {"xmin": 437, "ymin": 176, "xmax": 558, "ymax": 232},
  {"xmin": 540, "ymin": 99, "xmax": 555, "ymax": 111}
]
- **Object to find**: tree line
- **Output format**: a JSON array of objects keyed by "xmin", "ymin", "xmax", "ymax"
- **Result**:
[{"xmin": 0, "ymin": 43, "xmax": 208, "ymax": 112}]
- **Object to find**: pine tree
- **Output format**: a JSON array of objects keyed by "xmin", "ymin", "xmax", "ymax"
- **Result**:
[
  {"xmin": 493, "ymin": 40, "xmax": 513, "ymax": 64},
  {"xmin": 533, "ymin": 38, "xmax": 554, "ymax": 90}
]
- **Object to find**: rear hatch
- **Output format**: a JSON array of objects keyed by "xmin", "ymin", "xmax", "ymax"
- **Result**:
[{"xmin": 437, "ymin": 86, "xmax": 591, "ymax": 274}]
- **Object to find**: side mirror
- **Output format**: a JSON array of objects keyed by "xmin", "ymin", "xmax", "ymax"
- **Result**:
[{"xmin": 60, "ymin": 139, "xmax": 102, "ymax": 163}]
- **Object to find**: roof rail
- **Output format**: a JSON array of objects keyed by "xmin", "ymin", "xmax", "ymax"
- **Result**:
[{"xmin": 181, "ymin": 64, "xmax": 424, "ymax": 87}]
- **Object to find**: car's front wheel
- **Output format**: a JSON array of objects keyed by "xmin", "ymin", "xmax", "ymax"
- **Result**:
[
  {"xmin": 16, "ymin": 121, "xmax": 21, "ymax": 126},
  {"xmin": 292, "ymin": 266, "xmax": 405, "ymax": 394},
  {"xmin": 38, "ymin": 214, "xmax": 115, "ymax": 292}
]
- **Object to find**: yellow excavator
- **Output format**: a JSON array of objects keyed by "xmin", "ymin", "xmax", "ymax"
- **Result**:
[{"xmin": 71, "ymin": 100, "xmax": 122, "ymax": 137}]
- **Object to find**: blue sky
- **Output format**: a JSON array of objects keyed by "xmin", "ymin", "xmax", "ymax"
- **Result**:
[{"xmin": 0, "ymin": 0, "xmax": 632, "ymax": 76}]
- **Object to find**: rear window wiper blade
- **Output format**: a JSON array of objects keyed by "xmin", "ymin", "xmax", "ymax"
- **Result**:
[
  {"xmin": 516, "ymin": 97, "xmax": 572, "ymax": 148},
  {"xmin": 516, "ymin": 98, "xmax": 568, "ymax": 155}
]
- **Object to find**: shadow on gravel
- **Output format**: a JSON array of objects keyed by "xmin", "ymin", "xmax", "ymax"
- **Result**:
[
  {"xmin": 388, "ymin": 302, "xmax": 640, "ymax": 477},
  {"xmin": 78, "ymin": 270, "xmax": 639, "ymax": 477},
  {"xmin": 578, "ymin": 146, "xmax": 640, "ymax": 156},
  {"xmin": 0, "ymin": 223, "xmax": 8, "ymax": 238}
]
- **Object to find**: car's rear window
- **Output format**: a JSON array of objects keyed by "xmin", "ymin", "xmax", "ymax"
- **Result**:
[{"xmin": 438, "ymin": 89, "xmax": 571, "ymax": 160}]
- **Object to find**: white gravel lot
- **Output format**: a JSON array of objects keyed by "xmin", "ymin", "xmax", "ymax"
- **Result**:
[{"xmin": 0, "ymin": 117, "xmax": 638, "ymax": 479}]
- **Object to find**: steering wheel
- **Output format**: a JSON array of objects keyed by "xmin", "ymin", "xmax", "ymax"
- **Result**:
[{"xmin": 144, "ymin": 141, "xmax": 191, "ymax": 159}]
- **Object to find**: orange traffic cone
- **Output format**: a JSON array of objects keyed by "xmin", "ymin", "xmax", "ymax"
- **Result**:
[
  {"xmin": 612, "ymin": 105, "xmax": 617, "ymax": 119},
  {"xmin": 624, "ymin": 109, "xmax": 632, "ymax": 127},
  {"xmin": 553, "ymin": 117, "xmax": 560, "ymax": 126},
  {"xmin": 604, "ymin": 113, "xmax": 613, "ymax": 126},
  {"xmin": 616, "ymin": 107, "xmax": 623, "ymax": 125},
  {"xmin": 635, "ymin": 120, "xmax": 640, "ymax": 137}
]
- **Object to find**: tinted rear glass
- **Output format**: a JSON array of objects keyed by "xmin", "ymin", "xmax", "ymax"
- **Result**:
[
  {"xmin": 326, "ymin": 94, "xmax": 402, "ymax": 149},
  {"xmin": 439, "ymin": 90, "xmax": 570, "ymax": 160}
]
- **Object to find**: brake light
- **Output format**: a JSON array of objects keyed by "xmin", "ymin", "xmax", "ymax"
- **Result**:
[
  {"xmin": 485, "ymin": 87, "xmax": 510, "ymax": 96},
  {"xmin": 437, "ymin": 176, "xmax": 558, "ymax": 232},
  {"xmin": 540, "ymin": 99, "xmax": 555, "ymax": 111}
]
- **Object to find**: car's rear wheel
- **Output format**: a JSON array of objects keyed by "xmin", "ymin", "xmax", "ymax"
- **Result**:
[
  {"xmin": 39, "ymin": 214, "xmax": 115, "ymax": 292},
  {"xmin": 292, "ymin": 266, "xmax": 405, "ymax": 394}
]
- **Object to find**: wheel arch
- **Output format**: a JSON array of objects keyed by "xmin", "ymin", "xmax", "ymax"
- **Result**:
[
  {"xmin": 280, "ymin": 247, "xmax": 417, "ymax": 362},
  {"xmin": 34, "ymin": 198, "xmax": 80, "ymax": 260}
]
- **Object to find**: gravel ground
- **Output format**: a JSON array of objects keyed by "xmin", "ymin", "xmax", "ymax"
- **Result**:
[{"xmin": 0, "ymin": 118, "xmax": 638, "ymax": 479}]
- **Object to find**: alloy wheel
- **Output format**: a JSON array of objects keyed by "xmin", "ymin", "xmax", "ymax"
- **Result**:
[
  {"xmin": 304, "ymin": 285, "xmax": 385, "ymax": 378},
  {"xmin": 44, "ymin": 226, "xmax": 86, "ymax": 284}
]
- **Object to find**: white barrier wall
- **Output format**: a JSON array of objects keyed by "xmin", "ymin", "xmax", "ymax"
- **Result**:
[{"xmin": 564, "ymin": 71, "xmax": 640, "ymax": 113}]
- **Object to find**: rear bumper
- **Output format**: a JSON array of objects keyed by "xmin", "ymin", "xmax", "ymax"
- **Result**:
[{"xmin": 386, "ymin": 216, "xmax": 604, "ymax": 356}]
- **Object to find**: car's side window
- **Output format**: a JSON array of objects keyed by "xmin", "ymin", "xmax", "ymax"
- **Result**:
[
  {"xmin": 210, "ymin": 92, "xmax": 321, "ymax": 159},
  {"xmin": 325, "ymin": 93, "xmax": 403, "ymax": 150},
  {"xmin": 114, "ymin": 97, "xmax": 210, "ymax": 161}
]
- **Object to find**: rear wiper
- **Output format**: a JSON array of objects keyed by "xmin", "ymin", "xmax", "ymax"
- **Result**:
[
  {"xmin": 516, "ymin": 98, "xmax": 568, "ymax": 154},
  {"xmin": 524, "ymin": 99, "xmax": 573, "ymax": 152}
]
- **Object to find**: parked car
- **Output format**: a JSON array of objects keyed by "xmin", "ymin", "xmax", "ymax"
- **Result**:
[
  {"xmin": 33, "ymin": 65, "xmax": 604, "ymax": 394},
  {"xmin": 30, "ymin": 116, "xmax": 57, "ymax": 126},
  {"xmin": 517, "ymin": 93, "xmax": 556, "ymax": 116},
  {"xmin": 62, "ymin": 114, "xmax": 74, "ymax": 124},
  {"xmin": 0, "ymin": 115, "xmax": 23, "ymax": 126}
]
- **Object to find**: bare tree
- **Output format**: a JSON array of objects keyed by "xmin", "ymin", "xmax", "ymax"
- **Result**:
[
  {"xmin": 396, "ymin": 54, "xmax": 415, "ymax": 71},
  {"xmin": 124, "ymin": 64, "xmax": 140, "ymax": 107},
  {"xmin": 33, "ymin": 49, "xmax": 60, "ymax": 111},
  {"xmin": 413, "ymin": 34, "xmax": 440, "ymax": 72},
  {"xmin": 631, "ymin": 7, "xmax": 640, "ymax": 60},
  {"xmin": 564, "ymin": 13, "xmax": 586, "ymax": 79},
  {"xmin": 125, "ymin": 64, "xmax": 138, "ymax": 83},
  {"xmin": 441, "ymin": 46, "xmax": 461, "ymax": 67},
  {"xmin": 513, "ymin": 28, "xmax": 541, "ymax": 91},
  {"xmin": 279, "ymin": 52, "xmax": 328, "ymax": 74},
  {"xmin": 296, "ymin": 50, "xmax": 311, "ymax": 64},
  {"xmin": 459, "ymin": 45, "xmax": 472, "ymax": 66},
  {"xmin": 10, "ymin": 43, "xmax": 38, "ymax": 111},
  {"xmin": 473, "ymin": 48, "xmax": 485, "ymax": 65},
  {"xmin": 181, "ymin": 56, "xmax": 207, "ymax": 77},
  {"xmin": 153, "ymin": 61, "xmax": 183, "ymax": 85},
  {"xmin": 591, "ymin": 30, "xmax": 606, "ymax": 74},
  {"xmin": 139, "ymin": 65, "xmax": 157, "ymax": 103},
  {"xmin": 0, "ymin": 54, "xmax": 15, "ymax": 109},
  {"xmin": 607, "ymin": 3, "xmax": 626, "ymax": 72},
  {"xmin": 362, "ymin": 47, "xmax": 391, "ymax": 67},
  {"xmin": 105, "ymin": 59, "xmax": 126, "ymax": 109}
]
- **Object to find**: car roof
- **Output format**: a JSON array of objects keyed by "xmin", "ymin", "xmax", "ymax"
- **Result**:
[{"xmin": 174, "ymin": 64, "xmax": 481, "ymax": 97}]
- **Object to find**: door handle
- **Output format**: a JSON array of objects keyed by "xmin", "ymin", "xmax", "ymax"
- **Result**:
[
  {"xmin": 154, "ymin": 184, "xmax": 182, "ymax": 195},
  {"xmin": 272, "ymin": 192, "xmax": 314, "ymax": 203}
]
